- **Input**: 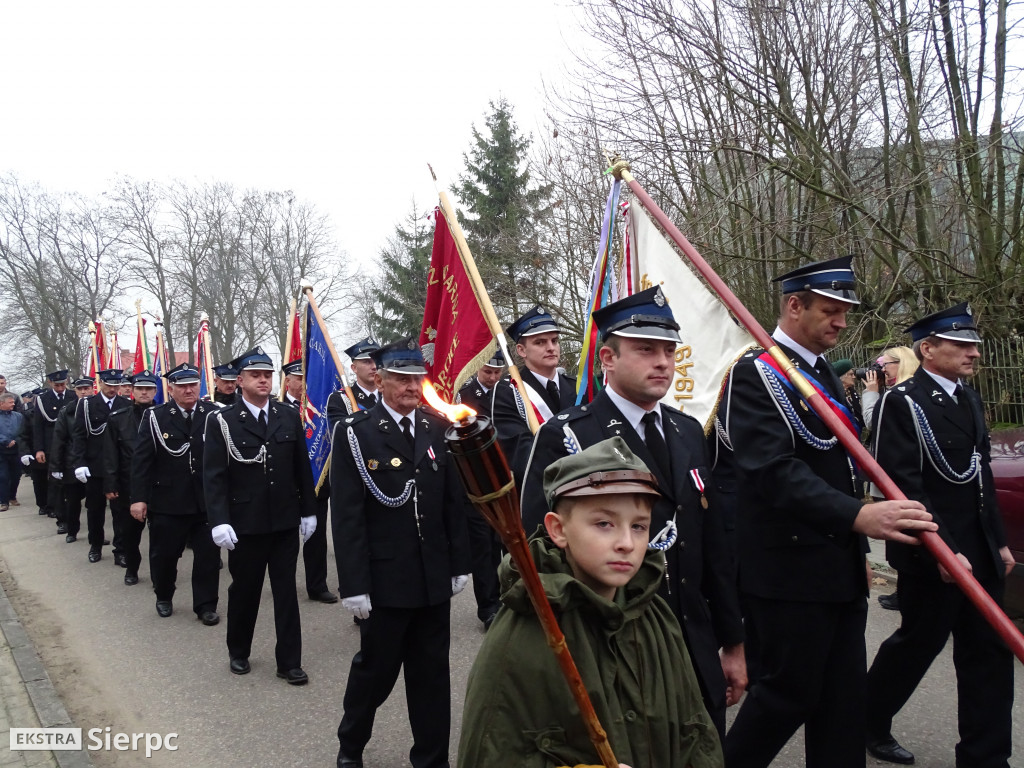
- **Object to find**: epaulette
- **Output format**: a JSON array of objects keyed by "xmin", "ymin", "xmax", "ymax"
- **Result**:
[
  {"xmin": 550, "ymin": 403, "xmax": 591, "ymax": 424},
  {"xmin": 340, "ymin": 410, "xmax": 372, "ymax": 427},
  {"xmin": 890, "ymin": 378, "xmax": 917, "ymax": 395}
]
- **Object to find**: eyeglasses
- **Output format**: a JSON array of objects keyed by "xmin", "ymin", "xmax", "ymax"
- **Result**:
[{"xmin": 880, "ymin": 360, "xmax": 899, "ymax": 368}]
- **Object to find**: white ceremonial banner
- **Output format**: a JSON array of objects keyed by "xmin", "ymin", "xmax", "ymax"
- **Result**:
[{"xmin": 629, "ymin": 203, "xmax": 756, "ymax": 431}]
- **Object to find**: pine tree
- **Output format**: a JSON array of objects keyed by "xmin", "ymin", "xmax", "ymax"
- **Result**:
[
  {"xmin": 367, "ymin": 202, "xmax": 432, "ymax": 341},
  {"xmin": 453, "ymin": 99, "xmax": 552, "ymax": 324}
]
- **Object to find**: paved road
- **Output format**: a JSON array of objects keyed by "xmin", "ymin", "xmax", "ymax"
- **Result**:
[{"xmin": 1, "ymin": 492, "xmax": 1022, "ymax": 767}]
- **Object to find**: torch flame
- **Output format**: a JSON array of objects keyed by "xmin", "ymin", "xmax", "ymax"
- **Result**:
[{"xmin": 422, "ymin": 380, "xmax": 477, "ymax": 424}]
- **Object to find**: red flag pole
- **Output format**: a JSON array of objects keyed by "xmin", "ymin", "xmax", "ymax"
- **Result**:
[
  {"xmin": 611, "ymin": 157, "xmax": 1024, "ymax": 663},
  {"xmin": 279, "ymin": 296, "xmax": 297, "ymax": 403}
]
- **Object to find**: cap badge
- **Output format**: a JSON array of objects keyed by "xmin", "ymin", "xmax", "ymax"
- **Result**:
[
  {"xmin": 613, "ymin": 446, "xmax": 627, "ymax": 463},
  {"xmin": 537, "ymin": 306, "xmax": 545, "ymax": 315},
  {"xmin": 654, "ymin": 288, "xmax": 666, "ymax": 307},
  {"xmin": 407, "ymin": 339, "xmax": 416, "ymax": 350},
  {"xmin": 966, "ymin": 303, "xmax": 973, "ymax": 316},
  {"xmin": 255, "ymin": 346, "xmax": 265, "ymax": 355}
]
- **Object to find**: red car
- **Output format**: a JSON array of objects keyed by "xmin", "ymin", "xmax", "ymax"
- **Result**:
[{"xmin": 990, "ymin": 426, "xmax": 1024, "ymax": 616}]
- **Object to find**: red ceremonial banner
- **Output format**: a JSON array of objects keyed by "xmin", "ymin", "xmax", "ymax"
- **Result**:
[{"xmin": 418, "ymin": 207, "xmax": 494, "ymax": 402}]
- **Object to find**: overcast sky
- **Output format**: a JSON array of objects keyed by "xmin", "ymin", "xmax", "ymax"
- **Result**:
[{"xmin": 1, "ymin": 1, "xmax": 581, "ymax": 280}]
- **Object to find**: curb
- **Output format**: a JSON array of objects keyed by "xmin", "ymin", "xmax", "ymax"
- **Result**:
[{"xmin": 0, "ymin": 575, "xmax": 94, "ymax": 768}]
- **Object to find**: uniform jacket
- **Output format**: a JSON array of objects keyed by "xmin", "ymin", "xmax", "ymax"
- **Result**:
[
  {"xmin": 491, "ymin": 366, "xmax": 576, "ymax": 485},
  {"xmin": 103, "ymin": 402, "xmax": 146, "ymax": 496},
  {"xmin": 720, "ymin": 343, "xmax": 867, "ymax": 603},
  {"xmin": 213, "ymin": 389, "xmax": 237, "ymax": 406},
  {"xmin": 326, "ymin": 385, "xmax": 379, "ymax": 432},
  {"xmin": 33, "ymin": 389, "xmax": 73, "ymax": 456},
  {"xmin": 69, "ymin": 394, "xmax": 130, "ymax": 472},
  {"xmin": 130, "ymin": 400, "xmax": 220, "ymax": 515},
  {"xmin": 49, "ymin": 399, "xmax": 82, "ymax": 484},
  {"xmin": 454, "ymin": 375, "xmax": 491, "ymax": 415},
  {"xmin": 457, "ymin": 536, "xmax": 723, "ymax": 768},
  {"xmin": 873, "ymin": 368, "xmax": 1005, "ymax": 581},
  {"xmin": 203, "ymin": 399, "xmax": 317, "ymax": 534},
  {"xmin": 521, "ymin": 389, "xmax": 742, "ymax": 714},
  {"xmin": 330, "ymin": 403, "xmax": 470, "ymax": 609}
]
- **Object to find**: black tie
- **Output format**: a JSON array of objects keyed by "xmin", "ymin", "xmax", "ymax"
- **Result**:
[
  {"xmin": 813, "ymin": 359, "xmax": 840, "ymax": 399},
  {"xmin": 545, "ymin": 379, "xmax": 560, "ymax": 411},
  {"xmin": 641, "ymin": 411, "xmax": 671, "ymax": 481},
  {"xmin": 400, "ymin": 416, "xmax": 413, "ymax": 447},
  {"xmin": 258, "ymin": 410, "xmax": 267, "ymax": 435},
  {"xmin": 185, "ymin": 410, "xmax": 193, "ymax": 432}
]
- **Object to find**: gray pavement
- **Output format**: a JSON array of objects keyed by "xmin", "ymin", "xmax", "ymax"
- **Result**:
[{"xmin": 0, "ymin": 484, "xmax": 1022, "ymax": 767}]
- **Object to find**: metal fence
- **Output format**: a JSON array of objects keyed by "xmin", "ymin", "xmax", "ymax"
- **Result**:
[{"xmin": 834, "ymin": 337, "xmax": 1024, "ymax": 427}]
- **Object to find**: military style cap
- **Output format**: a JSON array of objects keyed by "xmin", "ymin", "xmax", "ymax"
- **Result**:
[
  {"xmin": 213, "ymin": 364, "xmax": 238, "ymax": 381},
  {"xmin": 131, "ymin": 369, "xmax": 159, "ymax": 388},
  {"xmin": 165, "ymin": 363, "xmax": 201, "ymax": 384},
  {"xmin": 97, "ymin": 369, "xmax": 126, "ymax": 385},
  {"xmin": 543, "ymin": 436, "xmax": 662, "ymax": 510},
  {"xmin": 20, "ymin": 391, "xmax": 33, "ymax": 399},
  {"xmin": 282, "ymin": 360, "xmax": 303, "ymax": 376},
  {"xmin": 483, "ymin": 348, "xmax": 506, "ymax": 369},
  {"xmin": 46, "ymin": 369, "xmax": 70, "ymax": 383},
  {"xmin": 344, "ymin": 338, "xmax": 380, "ymax": 361},
  {"xmin": 905, "ymin": 302, "xmax": 981, "ymax": 343},
  {"xmin": 32, "ymin": 387, "xmax": 45, "ymax": 395},
  {"xmin": 591, "ymin": 286, "xmax": 681, "ymax": 343},
  {"xmin": 231, "ymin": 346, "xmax": 275, "ymax": 372},
  {"xmin": 370, "ymin": 337, "xmax": 427, "ymax": 375},
  {"xmin": 507, "ymin": 306, "xmax": 559, "ymax": 343},
  {"xmin": 73, "ymin": 376, "xmax": 95, "ymax": 388},
  {"xmin": 774, "ymin": 255, "xmax": 860, "ymax": 305}
]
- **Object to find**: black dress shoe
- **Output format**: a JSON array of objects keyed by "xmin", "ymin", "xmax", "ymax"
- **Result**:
[
  {"xmin": 308, "ymin": 590, "xmax": 339, "ymax": 604},
  {"xmin": 483, "ymin": 611, "xmax": 498, "ymax": 631},
  {"xmin": 56, "ymin": 523, "xmax": 67, "ymax": 534},
  {"xmin": 155, "ymin": 600, "xmax": 173, "ymax": 618},
  {"xmin": 38, "ymin": 507, "xmax": 48, "ymax": 515},
  {"xmin": 124, "ymin": 571, "xmax": 139, "ymax": 586},
  {"xmin": 276, "ymin": 667, "xmax": 309, "ymax": 685},
  {"xmin": 229, "ymin": 658, "xmax": 250, "ymax": 675},
  {"xmin": 113, "ymin": 553, "xmax": 127, "ymax": 568},
  {"xmin": 47, "ymin": 511, "xmax": 56, "ymax": 518},
  {"xmin": 87, "ymin": 548, "xmax": 101, "ymax": 563},
  {"xmin": 337, "ymin": 752, "xmax": 363, "ymax": 768},
  {"xmin": 199, "ymin": 611, "xmax": 220, "ymax": 626},
  {"xmin": 878, "ymin": 592, "xmax": 900, "ymax": 611},
  {"xmin": 65, "ymin": 534, "xmax": 76, "ymax": 543},
  {"xmin": 867, "ymin": 735, "xmax": 915, "ymax": 764}
]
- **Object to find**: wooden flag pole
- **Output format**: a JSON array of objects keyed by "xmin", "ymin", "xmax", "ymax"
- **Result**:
[
  {"xmin": 302, "ymin": 285, "xmax": 358, "ymax": 413},
  {"xmin": 430, "ymin": 165, "xmax": 541, "ymax": 434},
  {"xmin": 279, "ymin": 296, "xmax": 297, "ymax": 402}
]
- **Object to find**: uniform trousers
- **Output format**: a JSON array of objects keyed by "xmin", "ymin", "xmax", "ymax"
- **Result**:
[
  {"xmin": 725, "ymin": 595, "xmax": 868, "ymax": 768},
  {"xmin": 109, "ymin": 496, "xmax": 145, "ymax": 572},
  {"xmin": 62, "ymin": 483, "xmax": 85, "ymax": 536},
  {"xmin": 148, "ymin": 512, "xmax": 219, "ymax": 614},
  {"xmin": 29, "ymin": 462, "xmax": 48, "ymax": 510},
  {"xmin": 866, "ymin": 572, "xmax": 1012, "ymax": 768},
  {"xmin": 0, "ymin": 452, "xmax": 20, "ymax": 504},
  {"xmin": 302, "ymin": 493, "xmax": 330, "ymax": 597},
  {"xmin": 83, "ymin": 476, "xmax": 112, "ymax": 550},
  {"xmin": 226, "ymin": 529, "xmax": 301, "ymax": 669},
  {"xmin": 466, "ymin": 509, "xmax": 500, "ymax": 622},
  {"xmin": 338, "ymin": 602, "xmax": 452, "ymax": 768}
]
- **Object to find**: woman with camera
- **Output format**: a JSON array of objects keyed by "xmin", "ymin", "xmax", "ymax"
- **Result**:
[{"xmin": 862, "ymin": 346, "xmax": 918, "ymax": 430}]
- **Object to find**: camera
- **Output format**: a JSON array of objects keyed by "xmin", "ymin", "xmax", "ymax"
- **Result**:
[{"xmin": 853, "ymin": 362, "xmax": 884, "ymax": 381}]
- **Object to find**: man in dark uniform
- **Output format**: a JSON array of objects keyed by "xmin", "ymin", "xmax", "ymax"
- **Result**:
[
  {"xmin": 213, "ymin": 363, "xmax": 239, "ymax": 406},
  {"xmin": 520, "ymin": 287, "xmax": 744, "ymax": 737},
  {"xmin": 865, "ymin": 303, "xmax": 1014, "ymax": 767},
  {"xmin": 70, "ymin": 369, "xmax": 130, "ymax": 564},
  {"xmin": 491, "ymin": 306, "xmax": 576, "ymax": 486},
  {"xmin": 331, "ymin": 337, "xmax": 471, "ymax": 768},
  {"xmin": 456, "ymin": 349, "xmax": 506, "ymax": 630},
  {"xmin": 326, "ymin": 338, "xmax": 380, "ymax": 428},
  {"xmin": 102, "ymin": 371, "xmax": 157, "ymax": 587},
  {"xmin": 204, "ymin": 347, "xmax": 318, "ymax": 684},
  {"xmin": 719, "ymin": 256, "xmax": 935, "ymax": 768},
  {"xmin": 51, "ymin": 376, "xmax": 95, "ymax": 543},
  {"xmin": 33, "ymin": 371, "xmax": 73, "ymax": 530},
  {"xmin": 19, "ymin": 388, "xmax": 50, "ymax": 515},
  {"xmin": 279, "ymin": 359, "xmax": 337, "ymax": 604}
]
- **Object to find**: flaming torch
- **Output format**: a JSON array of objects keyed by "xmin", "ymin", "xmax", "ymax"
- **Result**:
[{"xmin": 422, "ymin": 381, "xmax": 619, "ymax": 768}]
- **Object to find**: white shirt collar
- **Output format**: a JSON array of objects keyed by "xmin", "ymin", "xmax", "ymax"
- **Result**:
[
  {"xmin": 773, "ymin": 326, "xmax": 824, "ymax": 369},
  {"xmin": 241, "ymin": 397, "xmax": 269, "ymax": 421},
  {"xmin": 603, "ymin": 383, "xmax": 661, "ymax": 438},
  {"xmin": 381, "ymin": 400, "xmax": 415, "ymax": 436},
  {"xmin": 923, "ymin": 368, "xmax": 959, "ymax": 397},
  {"xmin": 529, "ymin": 370, "xmax": 557, "ymax": 392}
]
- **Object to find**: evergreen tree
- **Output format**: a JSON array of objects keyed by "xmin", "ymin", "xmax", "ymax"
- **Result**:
[
  {"xmin": 453, "ymin": 99, "xmax": 552, "ymax": 324},
  {"xmin": 367, "ymin": 202, "xmax": 432, "ymax": 341}
]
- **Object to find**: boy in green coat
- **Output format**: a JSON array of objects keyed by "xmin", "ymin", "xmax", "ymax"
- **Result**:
[{"xmin": 458, "ymin": 437, "xmax": 723, "ymax": 768}]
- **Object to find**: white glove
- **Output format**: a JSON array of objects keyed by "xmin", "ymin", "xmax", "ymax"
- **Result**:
[
  {"xmin": 211, "ymin": 524, "xmax": 238, "ymax": 550},
  {"xmin": 74, "ymin": 467, "xmax": 91, "ymax": 483},
  {"xmin": 451, "ymin": 574, "xmax": 470, "ymax": 596},
  {"xmin": 341, "ymin": 594, "xmax": 372, "ymax": 620},
  {"xmin": 51, "ymin": 471, "xmax": 63, "ymax": 480},
  {"xmin": 299, "ymin": 516, "xmax": 317, "ymax": 543},
  {"xmin": 20, "ymin": 455, "xmax": 32, "ymax": 466}
]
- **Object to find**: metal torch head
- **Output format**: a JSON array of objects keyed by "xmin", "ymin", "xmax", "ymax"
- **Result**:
[{"xmin": 443, "ymin": 415, "xmax": 519, "ymax": 510}]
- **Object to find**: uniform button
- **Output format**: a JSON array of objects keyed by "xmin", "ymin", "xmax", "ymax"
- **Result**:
[
  {"xmin": 540, "ymin": 738, "xmax": 551, "ymax": 748},
  {"xmin": 682, "ymin": 614, "xmax": 688, "ymax": 622},
  {"xmin": 680, "ymin": 577, "xmax": 687, "ymax": 585},
  {"xmin": 791, "ymin": 535, "xmax": 798, "ymax": 542},
  {"xmin": 416, "ymin": 469, "xmax": 420, "ymax": 474},
  {"xmin": 676, "ymin": 505, "xmax": 683, "ymax": 514},
  {"xmin": 624, "ymin": 710, "xmax": 637, "ymax": 722},
  {"xmin": 679, "ymin": 540, "xmax": 685, "ymax": 549}
]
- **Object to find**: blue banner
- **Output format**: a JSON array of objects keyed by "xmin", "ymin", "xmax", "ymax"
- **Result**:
[{"xmin": 302, "ymin": 303, "xmax": 343, "ymax": 492}]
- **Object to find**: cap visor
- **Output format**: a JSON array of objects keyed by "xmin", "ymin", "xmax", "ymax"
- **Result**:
[
  {"xmin": 935, "ymin": 330, "xmax": 982, "ymax": 343},
  {"xmin": 384, "ymin": 364, "xmax": 428, "ymax": 375},
  {"xmin": 519, "ymin": 323, "xmax": 559, "ymax": 337},
  {"xmin": 611, "ymin": 327, "xmax": 682, "ymax": 343},
  {"xmin": 240, "ymin": 363, "xmax": 275, "ymax": 371},
  {"xmin": 809, "ymin": 288, "xmax": 860, "ymax": 305}
]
